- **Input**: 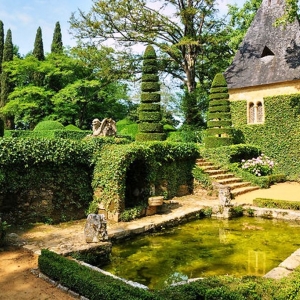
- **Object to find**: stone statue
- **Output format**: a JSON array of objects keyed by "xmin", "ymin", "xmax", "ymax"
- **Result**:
[
  {"xmin": 91, "ymin": 118, "xmax": 102, "ymax": 136},
  {"xmin": 84, "ymin": 213, "xmax": 108, "ymax": 243},
  {"xmin": 90, "ymin": 118, "xmax": 117, "ymax": 137}
]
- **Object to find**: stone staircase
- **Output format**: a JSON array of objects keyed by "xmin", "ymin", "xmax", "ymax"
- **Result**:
[{"xmin": 195, "ymin": 158, "xmax": 260, "ymax": 198}]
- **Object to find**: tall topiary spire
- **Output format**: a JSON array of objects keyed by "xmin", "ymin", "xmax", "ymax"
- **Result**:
[
  {"xmin": 33, "ymin": 27, "xmax": 45, "ymax": 61},
  {"xmin": 136, "ymin": 45, "xmax": 166, "ymax": 141},
  {"xmin": 51, "ymin": 21, "xmax": 63, "ymax": 54},
  {"xmin": 204, "ymin": 73, "xmax": 234, "ymax": 148}
]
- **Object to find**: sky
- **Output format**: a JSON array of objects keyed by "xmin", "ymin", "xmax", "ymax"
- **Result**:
[{"xmin": 0, "ymin": 0, "xmax": 246, "ymax": 56}]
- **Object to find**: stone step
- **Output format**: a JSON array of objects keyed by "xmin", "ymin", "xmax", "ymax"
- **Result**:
[
  {"xmin": 204, "ymin": 169, "xmax": 227, "ymax": 176},
  {"xmin": 195, "ymin": 158, "xmax": 260, "ymax": 198},
  {"xmin": 201, "ymin": 165, "xmax": 219, "ymax": 171},
  {"xmin": 231, "ymin": 185, "xmax": 260, "ymax": 197},
  {"xmin": 227, "ymin": 181, "xmax": 253, "ymax": 190},
  {"xmin": 210, "ymin": 173, "xmax": 235, "ymax": 180},
  {"xmin": 216, "ymin": 177, "xmax": 243, "ymax": 185},
  {"xmin": 195, "ymin": 159, "xmax": 213, "ymax": 167}
]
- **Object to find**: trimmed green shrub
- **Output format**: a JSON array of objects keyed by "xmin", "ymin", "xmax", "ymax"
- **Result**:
[
  {"xmin": 65, "ymin": 124, "xmax": 81, "ymax": 131},
  {"xmin": 139, "ymin": 123, "xmax": 163, "ymax": 132},
  {"xmin": 141, "ymin": 93, "xmax": 161, "ymax": 102},
  {"xmin": 207, "ymin": 120, "xmax": 232, "ymax": 128},
  {"xmin": 207, "ymin": 112, "xmax": 231, "ymax": 119},
  {"xmin": 208, "ymin": 105, "xmax": 230, "ymax": 112},
  {"xmin": 136, "ymin": 45, "xmax": 165, "ymax": 142},
  {"xmin": 204, "ymin": 137, "xmax": 234, "ymax": 148},
  {"xmin": 34, "ymin": 120, "xmax": 65, "ymax": 131},
  {"xmin": 209, "ymin": 93, "xmax": 230, "ymax": 100},
  {"xmin": 253, "ymin": 198, "xmax": 300, "ymax": 210},
  {"xmin": 142, "ymin": 74, "xmax": 159, "ymax": 82},
  {"xmin": 139, "ymin": 103, "xmax": 161, "ymax": 111},
  {"xmin": 141, "ymin": 82, "xmax": 160, "ymax": 92},
  {"xmin": 210, "ymin": 87, "xmax": 228, "ymax": 93},
  {"xmin": 139, "ymin": 111, "xmax": 163, "ymax": 122},
  {"xmin": 136, "ymin": 132, "xmax": 166, "ymax": 142},
  {"xmin": 205, "ymin": 73, "xmax": 234, "ymax": 149},
  {"xmin": 38, "ymin": 249, "xmax": 156, "ymax": 300}
]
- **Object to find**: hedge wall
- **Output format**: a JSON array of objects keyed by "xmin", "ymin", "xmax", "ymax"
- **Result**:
[
  {"xmin": 0, "ymin": 137, "xmax": 130, "ymax": 224},
  {"xmin": 230, "ymin": 94, "xmax": 300, "ymax": 179},
  {"xmin": 90, "ymin": 142, "xmax": 199, "ymax": 219}
]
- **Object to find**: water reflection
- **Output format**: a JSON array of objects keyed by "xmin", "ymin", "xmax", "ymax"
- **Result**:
[{"xmin": 102, "ymin": 217, "xmax": 300, "ymax": 289}]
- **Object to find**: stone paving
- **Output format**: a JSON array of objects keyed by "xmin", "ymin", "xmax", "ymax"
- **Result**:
[{"xmin": 13, "ymin": 185, "xmax": 300, "ymax": 281}]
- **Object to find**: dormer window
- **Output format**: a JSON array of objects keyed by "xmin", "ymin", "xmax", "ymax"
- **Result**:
[
  {"xmin": 261, "ymin": 46, "xmax": 275, "ymax": 63},
  {"xmin": 261, "ymin": 46, "xmax": 274, "ymax": 58}
]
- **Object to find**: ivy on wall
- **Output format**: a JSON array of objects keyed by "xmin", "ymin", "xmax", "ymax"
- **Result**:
[
  {"xmin": 90, "ymin": 142, "xmax": 199, "ymax": 217},
  {"xmin": 0, "ymin": 137, "xmax": 130, "ymax": 224},
  {"xmin": 230, "ymin": 94, "xmax": 300, "ymax": 179}
]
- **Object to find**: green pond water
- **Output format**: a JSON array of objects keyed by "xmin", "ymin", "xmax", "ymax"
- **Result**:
[{"xmin": 102, "ymin": 217, "xmax": 300, "ymax": 290}]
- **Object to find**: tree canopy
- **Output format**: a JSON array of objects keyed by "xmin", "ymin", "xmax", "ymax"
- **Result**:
[{"xmin": 69, "ymin": 0, "xmax": 234, "ymax": 126}]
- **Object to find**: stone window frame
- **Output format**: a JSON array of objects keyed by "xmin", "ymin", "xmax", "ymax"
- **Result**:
[{"xmin": 247, "ymin": 100, "xmax": 265, "ymax": 124}]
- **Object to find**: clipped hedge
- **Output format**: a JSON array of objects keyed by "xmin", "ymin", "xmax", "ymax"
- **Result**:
[
  {"xmin": 10, "ymin": 129, "xmax": 91, "ymax": 140},
  {"xmin": 253, "ymin": 198, "xmax": 300, "ymax": 210},
  {"xmin": 141, "ymin": 82, "xmax": 160, "ymax": 92},
  {"xmin": 39, "ymin": 249, "xmax": 300, "ymax": 300},
  {"xmin": 204, "ymin": 137, "xmax": 234, "ymax": 148},
  {"xmin": 141, "ymin": 93, "xmax": 161, "ymax": 102},
  {"xmin": 142, "ymin": 74, "xmax": 159, "ymax": 82},
  {"xmin": 90, "ymin": 142, "xmax": 198, "ymax": 216},
  {"xmin": 138, "ymin": 123, "xmax": 163, "ymax": 132},
  {"xmin": 0, "ymin": 137, "xmax": 130, "ymax": 224},
  {"xmin": 207, "ymin": 120, "xmax": 232, "ymax": 128},
  {"xmin": 34, "ymin": 120, "xmax": 65, "ymax": 131},
  {"xmin": 38, "ymin": 249, "xmax": 156, "ymax": 300},
  {"xmin": 139, "ymin": 111, "xmax": 162, "ymax": 122},
  {"xmin": 139, "ymin": 103, "xmax": 161, "ymax": 111},
  {"xmin": 208, "ymin": 93, "xmax": 230, "ymax": 100}
]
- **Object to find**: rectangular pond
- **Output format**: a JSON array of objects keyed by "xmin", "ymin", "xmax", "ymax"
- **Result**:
[{"xmin": 102, "ymin": 217, "xmax": 300, "ymax": 290}]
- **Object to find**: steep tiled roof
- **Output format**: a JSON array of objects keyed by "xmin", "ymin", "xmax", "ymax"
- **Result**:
[{"xmin": 224, "ymin": 0, "xmax": 300, "ymax": 89}]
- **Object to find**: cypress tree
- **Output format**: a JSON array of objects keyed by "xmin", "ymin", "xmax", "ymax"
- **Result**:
[
  {"xmin": 1, "ymin": 29, "xmax": 14, "ymax": 129},
  {"xmin": 136, "ymin": 45, "xmax": 166, "ymax": 141},
  {"xmin": 0, "ymin": 21, "xmax": 4, "ymax": 73},
  {"xmin": 33, "ymin": 26, "xmax": 45, "ymax": 60},
  {"xmin": 2, "ymin": 29, "xmax": 13, "ymax": 62},
  {"xmin": 204, "ymin": 73, "xmax": 234, "ymax": 148},
  {"xmin": 51, "ymin": 21, "xmax": 63, "ymax": 54}
]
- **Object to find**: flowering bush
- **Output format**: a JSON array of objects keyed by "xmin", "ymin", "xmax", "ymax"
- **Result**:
[{"xmin": 241, "ymin": 154, "xmax": 275, "ymax": 176}]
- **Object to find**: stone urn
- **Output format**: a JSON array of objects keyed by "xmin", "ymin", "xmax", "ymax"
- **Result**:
[{"xmin": 148, "ymin": 196, "xmax": 164, "ymax": 206}]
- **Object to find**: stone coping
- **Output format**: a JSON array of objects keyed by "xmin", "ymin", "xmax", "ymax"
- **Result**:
[{"xmin": 16, "ymin": 196, "xmax": 300, "ymax": 284}]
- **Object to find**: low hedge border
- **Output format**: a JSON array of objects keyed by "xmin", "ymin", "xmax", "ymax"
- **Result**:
[
  {"xmin": 38, "ymin": 249, "xmax": 300, "ymax": 300},
  {"xmin": 38, "ymin": 249, "xmax": 156, "ymax": 300},
  {"xmin": 253, "ymin": 198, "xmax": 300, "ymax": 210}
]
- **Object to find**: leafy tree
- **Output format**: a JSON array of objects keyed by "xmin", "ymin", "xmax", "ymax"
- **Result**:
[
  {"xmin": 69, "ymin": 0, "xmax": 229, "ymax": 126},
  {"xmin": 136, "ymin": 45, "xmax": 165, "ymax": 141},
  {"xmin": 51, "ymin": 21, "xmax": 63, "ymax": 54},
  {"xmin": 226, "ymin": 0, "xmax": 262, "ymax": 52},
  {"xmin": 1, "ymin": 29, "xmax": 14, "ymax": 129},
  {"xmin": 33, "ymin": 27, "xmax": 45, "ymax": 61},
  {"xmin": 0, "ymin": 21, "xmax": 4, "ymax": 73},
  {"xmin": 0, "ymin": 49, "xmax": 130, "ymax": 129},
  {"xmin": 2, "ymin": 29, "xmax": 13, "ymax": 62}
]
